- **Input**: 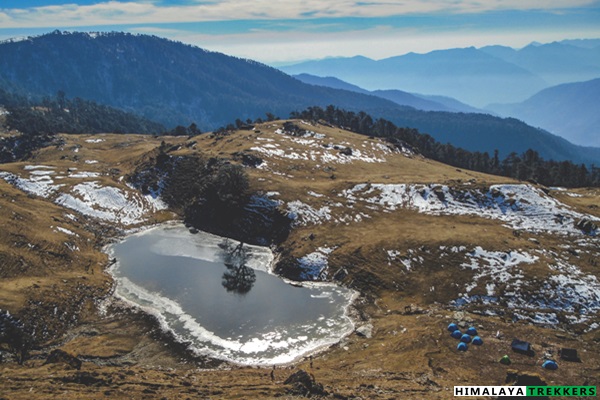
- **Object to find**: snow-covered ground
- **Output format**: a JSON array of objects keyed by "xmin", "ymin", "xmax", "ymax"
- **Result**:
[
  {"xmin": 1, "ymin": 165, "xmax": 166, "ymax": 225},
  {"xmin": 384, "ymin": 244, "xmax": 600, "ymax": 330},
  {"xmin": 284, "ymin": 182, "xmax": 598, "ymax": 236},
  {"xmin": 250, "ymin": 128, "xmax": 410, "ymax": 170},
  {"xmin": 340, "ymin": 183, "xmax": 599, "ymax": 235},
  {"xmin": 287, "ymin": 201, "xmax": 334, "ymax": 226},
  {"xmin": 297, "ymin": 246, "xmax": 337, "ymax": 280},
  {"xmin": 452, "ymin": 246, "xmax": 600, "ymax": 328},
  {"xmin": 0, "ymin": 169, "xmax": 64, "ymax": 198}
]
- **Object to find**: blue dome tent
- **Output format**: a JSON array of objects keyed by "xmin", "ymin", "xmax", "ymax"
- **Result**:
[
  {"xmin": 542, "ymin": 360, "xmax": 558, "ymax": 370},
  {"xmin": 457, "ymin": 342, "xmax": 468, "ymax": 351},
  {"xmin": 451, "ymin": 330, "xmax": 462, "ymax": 339},
  {"xmin": 472, "ymin": 336, "xmax": 483, "ymax": 345},
  {"xmin": 447, "ymin": 323, "xmax": 459, "ymax": 332},
  {"xmin": 466, "ymin": 327, "xmax": 478, "ymax": 336},
  {"xmin": 460, "ymin": 334, "xmax": 472, "ymax": 343}
]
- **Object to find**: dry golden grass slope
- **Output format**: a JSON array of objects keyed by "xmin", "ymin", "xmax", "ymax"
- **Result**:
[{"xmin": 0, "ymin": 121, "xmax": 599, "ymax": 399}]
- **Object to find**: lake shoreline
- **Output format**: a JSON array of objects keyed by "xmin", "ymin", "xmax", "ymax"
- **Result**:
[{"xmin": 103, "ymin": 221, "xmax": 361, "ymax": 368}]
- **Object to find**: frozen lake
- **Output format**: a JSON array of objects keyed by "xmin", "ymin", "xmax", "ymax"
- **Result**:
[{"xmin": 108, "ymin": 224, "xmax": 356, "ymax": 365}]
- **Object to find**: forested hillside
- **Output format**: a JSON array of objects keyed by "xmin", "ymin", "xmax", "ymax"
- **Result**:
[
  {"xmin": 0, "ymin": 88, "xmax": 164, "ymax": 162},
  {"xmin": 0, "ymin": 31, "xmax": 403, "ymax": 129},
  {"xmin": 292, "ymin": 106, "xmax": 600, "ymax": 187}
]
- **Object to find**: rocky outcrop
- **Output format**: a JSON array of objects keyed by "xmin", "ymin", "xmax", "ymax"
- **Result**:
[
  {"xmin": 284, "ymin": 369, "xmax": 327, "ymax": 397},
  {"xmin": 44, "ymin": 349, "xmax": 82, "ymax": 370},
  {"xmin": 576, "ymin": 218, "xmax": 598, "ymax": 235},
  {"xmin": 355, "ymin": 323, "xmax": 374, "ymax": 338}
]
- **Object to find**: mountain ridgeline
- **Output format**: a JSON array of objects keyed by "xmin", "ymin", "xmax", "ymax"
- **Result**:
[
  {"xmin": 294, "ymin": 73, "xmax": 486, "ymax": 113},
  {"xmin": 488, "ymin": 78, "xmax": 600, "ymax": 147},
  {"xmin": 1, "ymin": 31, "xmax": 600, "ymax": 166},
  {"xmin": 290, "ymin": 106, "xmax": 600, "ymax": 188},
  {"xmin": 0, "ymin": 31, "xmax": 403, "ymax": 130},
  {"xmin": 281, "ymin": 41, "xmax": 600, "ymax": 106}
]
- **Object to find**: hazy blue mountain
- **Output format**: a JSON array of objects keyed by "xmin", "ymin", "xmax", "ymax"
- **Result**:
[
  {"xmin": 407, "ymin": 94, "xmax": 488, "ymax": 114},
  {"xmin": 480, "ymin": 42, "xmax": 600, "ymax": 86},
  {"xmin": 294, "ymin": 73, "xmax": 496, "ymax": 114},
  {"xmin": 293, "ymin": 73, "xmax": 458, "ymax": 112},
  {"xmin": 281, "ymin": 47, "xmax": 548, "ymax": 106},
  {"xmin": 559, "ymin": 39, "xmax": 600, "ymax": 49},
  {"xmin": 488, "ymin": 78, "xmax": 600, "ymax": 147},
  {"xmin": 293, "ymin": 73, "xmax": 371, "ymax": 94},
  {"xmin": 369, "ymin": 90, "xmax": 454, "ymax": 112},
  {"xmin": 372, "ymin": 107, "xmax": 600, "ymax": 165},
  {"xmin": 1, "ymin": 31, "xmax": 599, "ymax": 165}
]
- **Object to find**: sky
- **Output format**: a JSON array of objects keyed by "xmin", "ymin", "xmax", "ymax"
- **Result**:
[{"xmin": 1, "ymin": 1, "xmax": 599, "ymax": 65}]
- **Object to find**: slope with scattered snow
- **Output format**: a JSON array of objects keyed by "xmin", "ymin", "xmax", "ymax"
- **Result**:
[
  {"xmin": 1, "ymin": 165, "xmax": 167, "ymax": 226},
  {"xmin": 340, "ymin": 183, "xmax": 598, "ymax": 235}
]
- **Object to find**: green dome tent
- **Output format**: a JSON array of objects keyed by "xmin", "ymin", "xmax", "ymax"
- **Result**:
[{"xmin": 499, "ymin": 355, "xmax": 511, "ymax": 365}]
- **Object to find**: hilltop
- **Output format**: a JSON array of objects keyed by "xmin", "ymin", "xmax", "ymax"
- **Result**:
[{"xmin": 0, "ymin": 120, "xmax": 599, "ymax": 398}]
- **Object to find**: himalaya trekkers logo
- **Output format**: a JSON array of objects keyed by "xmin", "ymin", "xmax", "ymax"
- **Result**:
[{"xmin": 454, "ymin": 386, "xmax": 597, "ymax": 397}]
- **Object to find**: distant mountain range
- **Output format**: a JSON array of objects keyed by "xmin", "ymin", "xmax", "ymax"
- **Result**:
[
  {"xmin": 294, "ymin": 73, "xmax": 487, "ymax": 113},
  {"xmin": 1, "ymin": 31, "xmax": 599, "ymax": 165},
  {"xmin": 280, "ymin": 40, "xmax": 600, "ymax": 107},
  {"xmin": 488, "ymin": 78, "xmax": 600, "ymax": 147},
  {"xmin": 480, "ymin": 42, "xmax": 600, "ymax": 87}
]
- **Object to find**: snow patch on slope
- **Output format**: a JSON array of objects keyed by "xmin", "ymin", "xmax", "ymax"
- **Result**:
[
  {"xmin": 297, "ymin": 247, "xmax": 336, "ymax": 280},
  {"xmin": 450, "ymin": 246, "xmax": 600, "ymax": 328},
  {"xmin": 342, "ymin": 183, "xmax": 598, "ymax": 235},
  {"xmin": 1, "ymin": 166, "xmax": 167, "ymax": 226},
  {"xmin": 250, "ymin": 128, "xmax": 410, "ymax": 167}
]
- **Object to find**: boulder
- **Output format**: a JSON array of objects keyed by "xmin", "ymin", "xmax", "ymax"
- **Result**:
[
  {"xmin": 284, "ymin": 369, "xmax": 327, "ymax": 397},
  {"xmin": 356, "ymin": 323, "xmax": 374, "ymax": 339},
  {"xmin": 576, "ymin": 218, "xmax": 598, "ymax": 235},
  {"xmin": 505, "ymin": 370, "xmax": 546, "ymax": 387}
]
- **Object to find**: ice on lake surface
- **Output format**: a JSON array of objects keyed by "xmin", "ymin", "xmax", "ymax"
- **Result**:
[{"xmin": 108, "ymin": 224, "xmax": 356, "ymax": 365}]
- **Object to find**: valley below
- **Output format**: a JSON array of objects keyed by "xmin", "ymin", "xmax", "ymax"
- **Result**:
[{"xmin": 1, "ymin": 121, "xmax": 599, "ymax": 399}]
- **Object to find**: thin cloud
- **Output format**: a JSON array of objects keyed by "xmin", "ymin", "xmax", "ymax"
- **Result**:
[
  {"xmin": 0, "ymin": 0, "xmax": 597, "ymax": 28},
  {"xmin": 126, "ymin": 23, "xmax": 600, "ymax": 64}
]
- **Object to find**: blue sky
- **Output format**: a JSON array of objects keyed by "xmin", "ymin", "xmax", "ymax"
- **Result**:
[{"xmin": 1, "ymin": 1, "xmax": 599, "ymax": 64}]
